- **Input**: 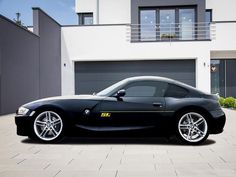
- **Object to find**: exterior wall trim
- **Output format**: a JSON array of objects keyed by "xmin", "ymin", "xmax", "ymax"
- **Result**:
[
  {"xmin": 71, "ymin": 58, "xmax": 197, "ymax": 62},
  {"xmin": 62, "ymin": 23, "xmax": 129, "ymax": 27},
  {"xmin": 130, "ymin": 39, "xmax": 211, "ymax": 43},
  {"xmin": 211, "ymin": 50, "xmax": 236, "ymax": 59},
  {"xmin": 213, "ymin": 21, "xmax": 236, "ymax": 24}
]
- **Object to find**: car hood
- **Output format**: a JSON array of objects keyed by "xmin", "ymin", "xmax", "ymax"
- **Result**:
[
  {"xmin": 33, "ymin": 95, "xmax": 105, "ymax": 101},
  {"xmin": 22, "ymin": 95, "xmax": 106, "ymax": 108}
]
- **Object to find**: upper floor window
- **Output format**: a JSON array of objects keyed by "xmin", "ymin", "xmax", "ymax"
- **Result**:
[
  {"xmin": 179, "ymin": 9, "xmax": 195, "ymax": 40},
  {"xmin": 139, "ymin": 7, "xmax": 196, "ymax": 41},
  {"xmin": 160, "ymin": 9, "xmax": 175, "ymax": 40},
  {"xmin": 78, "ymin": 13, "xmax": 93, "ymax": 25},
  {"xmin": 205, "ymin": 10, "xmax": 212, "ymax": 39},
  {"xmin": 205, "ymin": 10, "xmax": 212, "ymax": 23},
  {"xmin": 140, "ymin": 10, "xmax": 156, "ymax": 41}
]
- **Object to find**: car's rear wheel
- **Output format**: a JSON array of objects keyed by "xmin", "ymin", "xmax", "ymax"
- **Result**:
[
  {"xmin": 30, "ymin": 111, "xmax": 64, "ymax": 143},
  {"xmin": 176, "ymin": 111, "xmax": 209, "ymax": 145}
]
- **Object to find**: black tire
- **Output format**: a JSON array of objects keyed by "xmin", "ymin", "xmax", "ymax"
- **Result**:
[
  {"xmin": 29, "ymin": 110, "xmax": 65, "ymax": 143},
  {"xmin": 176, "ymin": 110, "xmax": 209, "ymax": 145}
]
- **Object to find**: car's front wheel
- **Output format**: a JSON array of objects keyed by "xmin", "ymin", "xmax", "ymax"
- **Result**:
[
  {"xmin": 30, "ymin": 111, "xmax": 64, "ymax": 143},
  {"xmin": 176, "ymin": 111, "xmax": 209, "ymax": 145}
]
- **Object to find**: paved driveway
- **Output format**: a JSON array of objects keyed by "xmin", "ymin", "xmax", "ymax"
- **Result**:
[{"xmin": 0, "ymin": 109, "xmax": 235, "ymax": 177}]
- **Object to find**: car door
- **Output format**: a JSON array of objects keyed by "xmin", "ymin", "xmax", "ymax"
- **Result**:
[{"xmin": 99, "ymin": 80, "xmax": 168, "ymax": 128}]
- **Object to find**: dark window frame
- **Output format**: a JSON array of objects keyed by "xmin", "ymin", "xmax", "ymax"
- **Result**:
[
  {"xmin": 77, "ymin": 13, "xmax": 93, "ymax": 25},
  {"xmin": 139, "ymin": 6, "xmax": 197, "ymax": 41}
]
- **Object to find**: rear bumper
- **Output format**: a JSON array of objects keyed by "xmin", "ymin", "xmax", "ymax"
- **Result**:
[
  {"xmin": 15, "ymin": 115, "xmax": 31, "ymax": 136},
  {"xmin": 209, "ymin": 109, "xmax": 226, "ymax": 134}
]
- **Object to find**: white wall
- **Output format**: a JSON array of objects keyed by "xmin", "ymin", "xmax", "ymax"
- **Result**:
[
  {"xmin": 99, "ymin": 0, "xmax": 130, "ymax": 24},
  {"xmin": 61, "ymin": 25, "xmax": 211, "ymax": 95},
  {"xmin": 210, "ymin": 23, "xmax": 236, "ymax": 50},
  {"xmin": 61, "ymin": 34, "xmax": 75, "ymax": 95},
  {"xmin": 76, "ymin": 0, "xmax": 130, "ymax": 24},
  {"xmin": 206, "ymin": 0, "xmax": 236, "ymax": 21}
]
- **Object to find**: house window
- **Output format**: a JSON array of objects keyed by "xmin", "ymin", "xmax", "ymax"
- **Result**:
[
  {"xmin": 140, "ymin": 10, "xmax": 156, "ymax": 41},
  {"xmin": 160, "ymin": 9, "xmax": 175, "ymax": 40},
  {"xmin": 139, "ymin": 7, "xmax": 196, "ymax": 41},
  {"xmin": 205, "ymin": 10, "xmax": 212, "ymax": 39},
  {"xmin": 205, "ymin": 10, "xmax": 212, "ymax": 23},
  {"xmin": 179, "ymin": 9, "xmax": 195, "ymax": 40},
  {"xmin": 78, "ymin": 13, "xmax": 93, "ymax": 25}
]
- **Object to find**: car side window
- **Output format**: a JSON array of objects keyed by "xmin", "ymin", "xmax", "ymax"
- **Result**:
[
  {"xmin": 125, "ymin": 85, "xmax": 156, "ymax": 97},
  {"xmin": 155, "ymin": 82, "xmax": 169, "ymax": 97},
  {"xmin": 165, "ymin": 84, "xmax": 189, "ymax": 98},
  {"xmin": 123, "ymin": 81, "xmax": 168, "ymax": 97}
]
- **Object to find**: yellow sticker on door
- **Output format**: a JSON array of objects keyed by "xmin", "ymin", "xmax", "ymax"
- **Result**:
[{"xmin": 101, "ymin": 113, "xmax": 111, "ymax": 118}]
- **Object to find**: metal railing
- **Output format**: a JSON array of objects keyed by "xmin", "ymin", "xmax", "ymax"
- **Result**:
[{"xmin": 127, "ymin": 22, "xmax": 216, "ymax": 42}]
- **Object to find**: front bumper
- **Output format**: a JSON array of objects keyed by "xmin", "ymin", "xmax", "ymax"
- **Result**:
[
  {"xmin": 209, "ymin": 109, "xmax": 226, "ymax": 134},
  {"xmin": 15, "ymin": 115, "xmax": 31, "ymax": 136}
]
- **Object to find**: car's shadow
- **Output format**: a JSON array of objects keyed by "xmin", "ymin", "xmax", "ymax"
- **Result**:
[{"xmin": 21, "ymin": 136, "xmax": 216, "ymax": 146}]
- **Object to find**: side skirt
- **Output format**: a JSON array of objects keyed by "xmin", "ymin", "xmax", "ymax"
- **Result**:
[{"xmin": 75, "ymin": 125, "xmax": 155, "ymax": 132}]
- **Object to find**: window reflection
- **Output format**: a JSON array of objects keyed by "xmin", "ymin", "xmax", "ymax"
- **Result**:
[
  {"xmin": 211, "ymin": 60, "xmax": 225, "ymax": 97},
  {"xmin": 179, "ymin": 9, "xmax": 195, "ymax": 40},
  {"xmin": 160, "ymin": 10, "xmax": 175, "ymax": 40},
  {"xmin": 205, "ymin": 10, "xmax": 212, "ymax": 39},
  {"xmin": 84, "ymin": 16, "xmax": 93, "ymax": 25},
  {"xmin": 140, "ymin": 10, "xmax": 156, "ymax": 41}
]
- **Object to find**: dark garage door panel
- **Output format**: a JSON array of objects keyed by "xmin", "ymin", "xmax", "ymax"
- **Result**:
[{"xmin": 75, "ymin": 60, "xmax": 195, "ymax": 94}]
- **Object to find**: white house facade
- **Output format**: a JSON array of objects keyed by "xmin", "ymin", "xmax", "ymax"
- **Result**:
[{"xmin": 61, "ymin": 0, "xmax": 236, "ymax": 98}]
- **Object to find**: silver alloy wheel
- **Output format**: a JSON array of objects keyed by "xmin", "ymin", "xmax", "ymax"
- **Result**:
[
  {"xmin": 178, "ymin": 112, "xmax": 208, "ymax": 143},
  {"xmin": 33, "ymin": 111, "xmax": 63, "ymax": 141}
]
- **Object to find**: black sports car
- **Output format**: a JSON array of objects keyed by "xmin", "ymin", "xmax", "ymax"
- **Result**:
[{"xmin": 15, "ymin": 76, "xmax": 226, "ymax": 144}]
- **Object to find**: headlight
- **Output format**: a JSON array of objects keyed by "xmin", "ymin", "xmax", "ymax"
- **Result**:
[{"xmin": 17, "ymin": 107, "xmax": 29, "ymax": 115}]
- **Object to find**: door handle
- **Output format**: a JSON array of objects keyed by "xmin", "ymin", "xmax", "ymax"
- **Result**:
[{"xmin": 153, "ymin": 102, "xmax": 163, "ymax": 107}]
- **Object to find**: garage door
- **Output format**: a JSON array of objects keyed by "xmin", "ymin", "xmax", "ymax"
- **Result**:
[{"xmin": 75, "ymin": 60, "xmax": 195, "ymax": 95}]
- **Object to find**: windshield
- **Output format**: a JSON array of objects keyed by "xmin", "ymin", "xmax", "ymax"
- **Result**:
[{"xmin": 96, "ymin": 79, "xmax": 127, "ymax": 96}]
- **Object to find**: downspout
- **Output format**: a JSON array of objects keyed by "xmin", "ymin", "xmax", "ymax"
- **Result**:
[{"xmin": 97, "ymin": 0, "xmax": 99, "ymax": 24}]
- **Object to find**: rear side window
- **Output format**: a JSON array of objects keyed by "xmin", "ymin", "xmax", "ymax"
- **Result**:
[{"xmin": 165, "ymin": 84, "xmax": 189, "ymax": 98}]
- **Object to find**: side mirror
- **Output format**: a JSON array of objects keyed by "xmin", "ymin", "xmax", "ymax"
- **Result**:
[{"xmin": 115, "ymin": 89, "xmax": 126, "ymax": 98}]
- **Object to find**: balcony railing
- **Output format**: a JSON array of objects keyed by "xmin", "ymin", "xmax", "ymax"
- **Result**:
[{"xmin": 127, "ymin": 22, "xmax": 216, "ymax": 42}]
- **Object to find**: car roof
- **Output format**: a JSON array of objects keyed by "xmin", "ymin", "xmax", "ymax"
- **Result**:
[
  {"xmin": 122, "ymin": 76, "xmax": 205, "ymax": 94},
  {"xmin": 122, "ymin": 76, "xmax": 178, "ymax": 84}
]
